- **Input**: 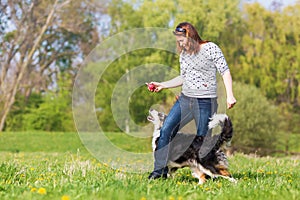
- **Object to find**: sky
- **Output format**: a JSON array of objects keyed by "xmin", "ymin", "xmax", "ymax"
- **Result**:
[{"xmin": 247, "ymin": 0, "xmax": 298, "ymax": 8}]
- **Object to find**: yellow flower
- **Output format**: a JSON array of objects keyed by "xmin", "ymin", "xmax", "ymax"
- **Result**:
[
  {"xmin": 257, "ymin": 169, "xmax": 264, "ymax": 173},
  {"xmin": 37, "ymin": 187, "xmax": 47, "ymax": 195},
  {"xmin": 61, "ymin": 195, "xmax": 71, "ymax": 200},
  {"xmin": 140, "ymin": 197, "xmax": 146, "ymax": 200},
  {"xmin": 169, "ymin": 196, "xmax": 175, "ymax": 200},
  {"xmin": 30, "ymin": 187, "xmax": 37, "ymax": 193}
]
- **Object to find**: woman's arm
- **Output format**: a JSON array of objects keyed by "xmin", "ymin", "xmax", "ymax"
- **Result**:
[
  {"xmin": 222, "ymin": 70, "xmax": 236, "ymax": 109},
  {"xmin": 147, "ymin": 76, "xmax": 183, "ymax": 92}
]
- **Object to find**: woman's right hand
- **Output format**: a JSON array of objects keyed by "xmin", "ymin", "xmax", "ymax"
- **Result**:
[{"xmin": 146, "ymin": 82, "xmax": 164, "ymax": 92}]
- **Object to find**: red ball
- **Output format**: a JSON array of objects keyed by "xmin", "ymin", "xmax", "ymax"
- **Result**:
[{"xmin": 147, "ymin": 83, "xmax": 156, "ymax": 92}]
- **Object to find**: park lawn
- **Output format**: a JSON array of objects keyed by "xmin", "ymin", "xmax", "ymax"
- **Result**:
[
  {"xmin": 0, "ymin": 131, "xmax": 152, "ymax": 154},
  {"xmin": 0, "ymin": 131, "xmax": 299, "ymax": 200}
]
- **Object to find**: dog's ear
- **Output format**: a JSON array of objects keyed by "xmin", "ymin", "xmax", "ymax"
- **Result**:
[
  {"xmin": 163, "ymin": 114, "xmax": 167, "ymax": 121},
  {"xmin": 159, "ymin": 112, "xmax": 167, "ymax": 122}
]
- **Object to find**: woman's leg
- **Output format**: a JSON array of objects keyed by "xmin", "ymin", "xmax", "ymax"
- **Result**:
[
  {"xmin": 149, "ymin": 96, "xmax": 193, "ymax": 178},
  {"xmin": 194, "ymin": 98, "xmax": 218, "ymax": 158},
  {"xmin": 194, "ymin": 98, "xmax": 217, "ymax": 136}
]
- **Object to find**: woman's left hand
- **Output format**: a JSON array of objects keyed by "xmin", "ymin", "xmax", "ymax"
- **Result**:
[{"xmin": 227, "ymin": 97, "xmax": 236, "ymax": 109}]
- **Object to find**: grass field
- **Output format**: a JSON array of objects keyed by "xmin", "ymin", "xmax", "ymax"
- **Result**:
[{"xmin": 0, "ymin": 132, "xmax": 299, "ymax": 200}]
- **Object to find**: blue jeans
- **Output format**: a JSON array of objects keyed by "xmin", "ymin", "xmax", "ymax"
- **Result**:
[{"xmin": 152, "ymin": 94, "xmax": 218, "ymax": 175}]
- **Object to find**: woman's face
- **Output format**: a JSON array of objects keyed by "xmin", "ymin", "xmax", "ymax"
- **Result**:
[{"xmin": 176, "ymin": 35, "xmax": 188, "ymax": 50}]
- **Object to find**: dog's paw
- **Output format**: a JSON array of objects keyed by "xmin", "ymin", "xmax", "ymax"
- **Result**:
[
  {"xmin": 191, "ymin": 172, "xmax": 199, "ymax": 179},
  {"xmin": 167, "ymin": 173, "xmax": 173, "ymax": 178},
  {"xmin": 198, "ymin": 179, "xmax": 205, "ymax": 185},
  {"xmin": 229, "ymin": 177, "xmax": 238, "ymax": 184}
]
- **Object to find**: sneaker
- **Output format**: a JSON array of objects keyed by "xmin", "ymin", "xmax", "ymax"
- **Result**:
[{"xmin": 148, "ymin": 171, "xmax": 168, "ymax": 180}]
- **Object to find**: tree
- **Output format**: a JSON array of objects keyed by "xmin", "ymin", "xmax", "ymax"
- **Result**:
[
  {"xmin": 0, "ymin": 0, "xmax": 100, "ymax": 131},
  {"xmin": 21, "ymin": 73, "xmax": 74, "ymax": 131},
  {"xmin": 175, "ymin": 0, "xmax": 241, "ymax": 41},
  {"xmin": 237, "ymin": 3, "xmax": 300, "ymax": 106}
]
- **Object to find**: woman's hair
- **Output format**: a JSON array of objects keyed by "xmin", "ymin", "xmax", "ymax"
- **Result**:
[{"xmin": 173, "ymin": 22, "xmax": 208, "ymax": 54}]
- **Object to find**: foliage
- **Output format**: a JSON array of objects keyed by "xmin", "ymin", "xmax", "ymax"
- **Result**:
[
  {"xmin": 0, "ymin": 0, "xmax": 100, "ymax": 131},
  {"xmin": 95, "ymin": 49, "xmax": 179, "ymax": 132},
  {"xmin": 4, "ymin": 93, "xmax": 43, "ymax": 131},
  {"xmin": 5, "ymin": 74, "xmax": 75, "ymax": 132},
  {"xmin": 175, "ymin": 0, "xmax": 241, "ymax": 41},
  {"xmin": 227, "ymin": 82, "xmax": 281, "ymax": 155},
  {"xmin": 236, "ymin": 3, "xmax": 300, "ymax": 105},
  {"xmin": 25, "ymin": 74, "xmax": 75, "ymax": 132}
]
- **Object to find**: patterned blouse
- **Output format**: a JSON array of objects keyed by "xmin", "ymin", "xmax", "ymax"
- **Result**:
[{"xmin": 180, "ymin": 42, "xmax": 229, "ymax": 98}]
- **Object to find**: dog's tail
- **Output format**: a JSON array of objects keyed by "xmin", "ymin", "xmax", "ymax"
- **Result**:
[{"xmin": 208, "ymin": 113, "xmax": 233, "ymax": 146}]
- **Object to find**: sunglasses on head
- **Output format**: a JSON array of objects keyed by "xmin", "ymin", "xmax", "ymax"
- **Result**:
[
  {"xmin": 173, "ymin": 27, "xmax": 187, "ymax": 36},
  {"xmin": 175, "ymin": 27, "xmax": 186, "ymax": 33}
]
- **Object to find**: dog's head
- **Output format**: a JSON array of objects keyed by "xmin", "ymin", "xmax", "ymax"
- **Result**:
[
  {"xmin": 147, "ymin": 108, "xmax": 166, "ymax": 129},
  {"xmin": 147, "ymin": 108, "xmax": 167, "ymax": 151}
]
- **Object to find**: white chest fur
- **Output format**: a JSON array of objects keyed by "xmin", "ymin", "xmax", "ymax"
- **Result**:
[{"xmin": 152, "ymin": 129, "xmax": 161, "ymax": 151}]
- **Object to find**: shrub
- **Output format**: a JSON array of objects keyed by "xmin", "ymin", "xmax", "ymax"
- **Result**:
[{"xmin": 227, "ymin": 82, "xmax": 281, "ymax": 155}]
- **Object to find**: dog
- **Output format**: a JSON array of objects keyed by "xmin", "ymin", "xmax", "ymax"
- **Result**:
[{"xmin": 147, "ymin": 108, "xmax": 236, "ymax": 184}]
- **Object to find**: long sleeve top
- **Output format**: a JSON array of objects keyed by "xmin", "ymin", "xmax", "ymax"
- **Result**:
[{"xmin": 180, "ymin": 42, "xmax": 229, "ymax": 98}]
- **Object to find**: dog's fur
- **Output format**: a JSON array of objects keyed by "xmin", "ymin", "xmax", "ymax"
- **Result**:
[{"xmin": 147, "ymin": 108, "xmax": 236, "ymax": 184}]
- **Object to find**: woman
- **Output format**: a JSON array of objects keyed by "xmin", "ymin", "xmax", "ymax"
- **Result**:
[{"xmin": 147, "ymin": 22, "xmax": 236, "ymax": 180}]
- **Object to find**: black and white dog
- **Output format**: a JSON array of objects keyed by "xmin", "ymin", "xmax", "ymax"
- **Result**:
[{"xmin": 147, "ymin": 108, "xmax": 236, "ymax": 184}]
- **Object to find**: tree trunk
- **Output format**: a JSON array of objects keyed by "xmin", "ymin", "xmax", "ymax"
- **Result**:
[{"xmin": 0, "ymin": 0, "xmax": 60, "ymax": 131}]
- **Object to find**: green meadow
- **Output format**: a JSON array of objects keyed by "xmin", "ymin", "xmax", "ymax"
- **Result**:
[{"xmin": 0, "ymin": 132, "xmax": 299, "ymax": 200}]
